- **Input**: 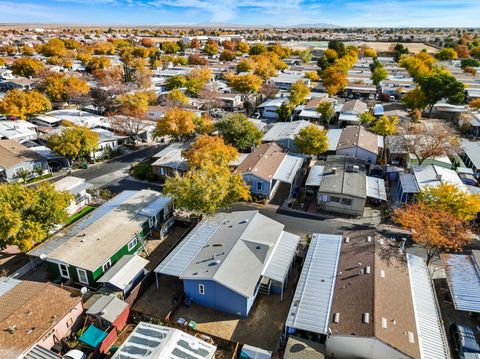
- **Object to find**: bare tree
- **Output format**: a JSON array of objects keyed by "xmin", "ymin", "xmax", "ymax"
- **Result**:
[
  {"xmin": 108, "ymin": 113, "xmax": 153, "ymax": 146},
  {"xmin": 397, "ymin": 123, "xmax": 460, "ymax": 165},
  {"xmin": 198, "ymin": 84, "xmax": 223, "ymax": 115},
  {"xmin": 259, "ymin": 83, "xmax": 279, "ymax": 99}
]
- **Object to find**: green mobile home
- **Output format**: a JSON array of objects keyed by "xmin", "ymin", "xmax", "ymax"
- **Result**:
[{"xmin": 29, "ymin": 190, "xmax": 172, "ymax": 287}]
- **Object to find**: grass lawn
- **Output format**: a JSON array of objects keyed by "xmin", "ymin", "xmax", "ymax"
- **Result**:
[{"xmin": 65, "ymin": 205, "xmax": 95, "ymax": 226}]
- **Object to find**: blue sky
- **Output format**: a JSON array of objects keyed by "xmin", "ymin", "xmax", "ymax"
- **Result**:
[{"xmin": 0, "ymin": 0, "xmax": 479, "ymax": 27}]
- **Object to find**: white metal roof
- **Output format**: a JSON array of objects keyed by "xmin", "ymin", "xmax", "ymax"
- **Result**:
[
  {"xmin": 0, "ymin": 277, "xmax": 21, "ymax": 297},
  {"xmin": 97, "ymin": 255, "xmax": 149, "ymax": 290},
  {"xmin": 462, "ymin": 140, "xmax": 480, "ymax": 170},
  {"xmin": 137, "ymin": 195, "xmax": 172, "ymax": 217},
  {"xmin": 305, "ymin": 165, "xmax": 325, "ymax": 187},
  {"xmin": 326, "ymin": 129, "xmax": 342, "ymax": 151},
  {"xmin": 273, "ymin": 155, "xmax": 303, "ymax": 184},
  {"xmin": 86, "ymin": 294, "xmax": 129, "ymax": 324},
  {"xmin": 111, "ymin": 322, "xmax": 216, "ymax": 359},
  {"xmin": 399, "ymin": 173, "xmax": 420, "ymax": 194},
  {"xmin": 366, "ymin": 176, "xmax": 387, "ymax": 201},
  {"xmin": 263, "ymin": 231, "xmax": 299, "ymax": 283},
  {"xmin": 286, "ymin": 234, "xmax": 342, "ymax": 335},
  {"xmin": 262, "ymin": 120, "xmax": 312, "ymax": 142},
  {"xmin": 412, "ymin": 165, "xmax": 468, "ymax": 192},
  {"xmin": 443, "ymin": 253, "xmax": 480, "ymax": 313},
  {"xmin": 154, "ymin": 213, "xmax": 229, "ymax": 277},
  {"xmin": 407, "ymin": 254, "xmax": 449, "ymax": 359}
]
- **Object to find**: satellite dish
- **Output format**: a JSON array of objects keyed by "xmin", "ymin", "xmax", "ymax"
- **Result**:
[
  {"xmin": 40, "ymin": 254, "xmax": 47, "ymax": 261},
  {"xmin": 80, "ymin": 287, "xmax": 88, "ymax": 295}
]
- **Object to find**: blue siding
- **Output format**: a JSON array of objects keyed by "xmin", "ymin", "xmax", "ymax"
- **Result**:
[
  {"xmin": 183, "ymin": 279, "xmax": 253, "ymax": 317},
  {"xmin": 242, "ymin": 173, "xmax": 272, "ymax": 197}
]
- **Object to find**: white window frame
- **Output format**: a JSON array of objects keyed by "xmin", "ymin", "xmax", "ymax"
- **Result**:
[
  {"xmin": 128, "ymin": 238, "xmax": 138, "ymax": 251},
  {"xmin": 58, "ymin": 263, "xmax": 70, "ymax": 279},
  {"xmin": 199, "ymin": 284, "xmax": 205, "ymax": 295},
  {"xmin": 148, "ymin": 217, "xmax": 154, "ymax": 228},
  {"xmin": 77, "ymin": 268, "xmax": 89, "ymax": 285},
  {"xmin": 102, "ymin": 260, "xmax": 112, "ymax": 272}
]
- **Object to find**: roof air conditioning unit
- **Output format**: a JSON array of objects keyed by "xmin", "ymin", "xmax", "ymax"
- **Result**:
[
  {"xmin": 352, "ymin": 165, "xmax": 360, "ymax": 173},
  {"xmin": 331, "ymin": 167, "xmax": 337, "ymax": 174}
]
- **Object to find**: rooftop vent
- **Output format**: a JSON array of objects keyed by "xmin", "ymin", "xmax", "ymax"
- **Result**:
[
  {"xmin": 7, "ymin": 325, "xmax": 16, "ymax": 334},
  {"xmin": 333, "ymin": 313, "xmax": 340, "ymax": 323},
  {"xmin": 239, "ymin": 219, "xmax": 249, "ymax": 224},
  {"xmin": 331, "ymin": 167, "xmax": 337, "ymax": 174},
  {"xmin": 344, "ymin": 237, "xmax": 349, "ymax": 243},
  {"xmin": 382, "ymin": 317, "xmax": 387, "ymax": 329},
  {"xmin": 365, "ymin": 266, "xmax": 371, "ymax": 274},
  {"xmin": 366, "ymin": 236, "xmax": 372, "ymax": 242},
  {"xmin": 362, "ymin": 313, "xmax": 370, "ymax": 324},
  {"xmin": 352, "ymin": 165, "xmax": 360, "ymax": 173},
  {"xmin": 380, "ymin": 270, "xmax": 385, "ymax": 278}
]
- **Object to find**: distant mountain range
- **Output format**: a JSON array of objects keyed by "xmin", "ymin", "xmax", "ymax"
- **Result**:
[{"xmin": 192, "ymin": 22, "xmax": 340, "ymax": 29}]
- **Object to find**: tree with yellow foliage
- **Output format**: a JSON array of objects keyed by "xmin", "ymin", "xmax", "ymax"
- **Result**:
[
  {"xmin": 86, "ymin": 56, "xmax": 110, "ymax": 72},
  {"xmin": 0, "ymin": 89, "xmax": 51, "ymax": 119},
  {"xmin": 416, "ymin": 183, "xmax": 480, "ymax": 222},
  {"xmin": 469, "ymin": 98, "xmax": 480, "ymax": 109},
  {"xmin": 154, "ymin": 108, "xmax": 196, "ymax": 141},
  {"xmin": 305, "ymin": 71, "xmax": 320, "ymax": 81},
  {"xmin": 0, "ymin": 183, "xmax": 72, "ymax": 252},
  {"xmin": 166, "ymin": 88, "xmax": 189, "ymax": 107},
  {"xmin": 186, "ymin": 68, "xmax": 212, "ymax": 96},
  {"xmin": 183, "ymin": 135, "xmax": 238, "ymax": 168},
  {"xmin": 294, "ymin": 124, "xmax": 328, "ymax": 156},
  {"xmin": 11, "ymin": 58, "xmax": 44, "ymax": 78},
  {"xmin": 48, "ymin": 124, "xmax": 99, "ymax": 163},
  {"xmin": 237, "ymin": 58, "xmax": 255, "ymax": 73},
  {"xmin": 362, "ymin": 47, "xmax": 377, "ymax": 58},
  {"xmin": 193, "ymin": 113, "xmax": 214, "ymax": 134},
  {"xmin": 371, "ymin": 115, "xmax": 398, "ymax": 136},
  {"xmin": 225, "ymin": 73, "xmax": 262, "ymax": 93},
  {"xmin": 40, "ymin": 73, "xmax": 90, "ymax": 104},
  {"xmin": 40, "ymin": 38, "xmax": 66, "ymax": 57},
  {"xmin": 289, "ymin": 80, "xmax": 310, "ymax": 107},
  {"xmin": 321, "ymin": 66, "xmax": 348, "ymax": 96}
]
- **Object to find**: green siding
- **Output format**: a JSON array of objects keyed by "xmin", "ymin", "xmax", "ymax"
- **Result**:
[{"xmin": 47, "ymin": 261, "xmax": 94, "ymax": 286}]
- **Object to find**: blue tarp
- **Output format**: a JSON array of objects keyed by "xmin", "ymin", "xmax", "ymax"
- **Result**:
[{"xmin": 79, "ymin": 324, "xmax": 108, "ymax": 348}]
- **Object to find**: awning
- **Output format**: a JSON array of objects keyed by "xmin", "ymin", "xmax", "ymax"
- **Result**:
[
  {"xmin": 273, "ymin": 155, "xmax": 303, "ymax": 184},
  {"xmin": 399, "ymin": 173, "xmax": 420, "ymax": 194},
  {"xmin": 263, "ymin": 231, "xmax": 299, "ymax": 283},
  {"xmin": 79, "ymin": 325, "xmax": 108, "ymax": 348},
  {"xmin": 366, "ymin": 176, "xmax": 387, "ymax": 201},
  {"xmin": 443, "ymin": 253, "xmax": 480, "ymax": 313},
  {"xmin": 305, "ymin": 165, "xmax": 325, "ymax": 187}
]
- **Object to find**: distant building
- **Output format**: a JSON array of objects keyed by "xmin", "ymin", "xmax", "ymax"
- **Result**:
[{"xmin": 155, "ymin": 211, "xmax": 299, "ymax": 317}]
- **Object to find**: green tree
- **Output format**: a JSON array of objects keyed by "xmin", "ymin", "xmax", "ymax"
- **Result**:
[
  {"xmin": 276, "ymin": 102, "xmax": 293, "ymax": 122},
  {"xmin": 417, "ymin": 72, "xmax": 465, "ymax": 116},
  {"xmin": 436, "ymin": 48, "xmax": 458, "ymax": 61},
  {"xmin": 215, "ymin": 114, "xmax": 263, "ymax": 152},
  {"xmin": 461, "ymin": 58, "xmax": 480, "ymax": 69},
  {"xmin": 249, "ymin": 43, "xmax": 267, "ymax": 55},
  {"xmin": 0, "ymin": 183, "xmax": 72, "ymax": 252},
  {"xmin": 328, "ymin": 40, "xmax": 346, "ymax": 57},
  {"xmin": 294, "ymin": 124, "xmax": 328, "ymax": 156},
  {"xmin": 401, "ymin": 87, "xmax": 429, "ymax": 110},
  {"xmin": 166, "ymin": 75, "xmax": 187, "ymax": 90},
  {"xmin": 372, "ymin": 66, "xmax": 388, "ymax": 85},
  {"xmin": 392, "ymin": 43, "xmax": 409, "ymax": 62},
  {"xmin": 316, "ymin": 101, "xmax": 335, "ymax": 125}
]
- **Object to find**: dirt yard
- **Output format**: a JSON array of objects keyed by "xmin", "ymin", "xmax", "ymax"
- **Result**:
[
  {"xmin": 173, "ymin": 267, "xmax": 300, "ymax": 352},
  {"xmin": 0, "ymin": 246, "xmax": 30, "ymax": 276},
  {"xmin": 357, "ymin": 41, "xmax": 438, "ymax": 53}
]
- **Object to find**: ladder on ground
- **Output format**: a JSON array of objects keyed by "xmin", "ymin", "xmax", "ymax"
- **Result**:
[{"xmin": 259, "ymin": 276, "xmax": 272, "ymax": 295}]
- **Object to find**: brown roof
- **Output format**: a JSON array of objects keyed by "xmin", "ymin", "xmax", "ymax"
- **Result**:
[
  {"xmin": 341, "ymin": 99, "xmax": 368, "ymax": 114},
  {"xmin": 337, "ymin": 126, "xmax": 379, "ymax": 155},
  {"xmin": 0, "ymin": 281, "xmax": 81, "ymax": 359},
  {"xmin": 236, "ymin": 142, "xmax": 286, "ymax": 181},
  {"xmin": 304, "ymin": 96, "xmax": 331, "ymax": 110},
  {"xmin": 0, "ymin": 139, "xmax": 43, "ymax": 169},
  {"xmin": 329, "ymin": 230, "xmax": 420, "ymax": 358}
]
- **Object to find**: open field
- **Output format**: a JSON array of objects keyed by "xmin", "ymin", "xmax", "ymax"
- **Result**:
[{"xmin": 356, "ymin": 41, "xmax": 438, "ymax": 53}]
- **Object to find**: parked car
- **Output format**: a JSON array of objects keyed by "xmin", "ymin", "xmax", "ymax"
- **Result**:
[
  {"xmin": 449, "ymin": 324, "xmax": 480, "ymax": 359},
  {"xmin": 63, "ymin": 349, "xmax": 86, "ymax": 359}
]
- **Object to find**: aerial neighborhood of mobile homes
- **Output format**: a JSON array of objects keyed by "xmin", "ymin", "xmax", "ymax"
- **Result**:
[{"xmin": 1, "ymin": 11, "xmax": 480, "ymax": 359}]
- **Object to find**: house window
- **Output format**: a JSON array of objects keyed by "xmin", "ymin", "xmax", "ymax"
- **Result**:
[
  {"xmin": 102, "ymin": 260, "xmax": 112, "ymax": 272},
  {"xmin": 148, "ymin": 217, "xmax": 154, "ymax": 228},
  {"xmin": 341, "ymin": 198, "xmax": 353, "ymax": 206},
  {"xmin": 77, "ymin": 268, "xmax": 89, "ymax": 285},
  {"xmin": 256, "ymin": 181, "xmax": 262, "ymax": 191},
  {"xmin": 199, "ymin": 284, "xmax": 205, "ymax": 295},
  {"xmin": 329, "ymin": 196, "xmax": 341, "ymax": 203},
  {"xmin": 128, "ymin": 238, "xmax": 138, "ymax": 252},
  {"xmin": 58, "ymin": 263, "xmax": 70, "ymax": 279},
  {"xmin": 66, "ymin": 318, "xmax": 74, "ymax": 328}
]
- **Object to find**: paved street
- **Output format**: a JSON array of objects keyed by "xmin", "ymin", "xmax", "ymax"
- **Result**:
[{"xmin": 72, "ymin": 144, "xmax": 165, "ymax": 192}]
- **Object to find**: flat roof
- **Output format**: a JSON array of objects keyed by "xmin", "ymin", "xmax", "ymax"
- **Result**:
[
  {"xmin": 286, "ymin": 233, "xmax": 342, "ymax": 335},
  {"xmin": 30, "ymin": 190, "xmax": 170, "ymax": 272},
  {"xmin": 97, "ymin": 255, "xmax": 149, "ymax": 290},
  {"xmin": 318, "ymin": 156, "xmax": 367, "ymax": 198},
  {"xmin": 305, "ymin": 164, "xmax": 325, "ymax": 187},
  {"xmin": 366, "ymin": 176, "xmax": 387, "ymax": 201},
  {"xmin": 262, "ymin": 120, "xmax": 313, "ymax": 142},
  {"xmin": 407, "ymin": 254, "xmax": 449, "ymax": 359},
  {"xmin": 462, "ymin": 140, "xmax": 480, "ymax": 170},
  {"xmin": 111, "ymin": 322, "xmax": 216, "ymax": 359},
  {"xmin": 273, "ymin": 155, "xmax": 303, "ymax": 184}
]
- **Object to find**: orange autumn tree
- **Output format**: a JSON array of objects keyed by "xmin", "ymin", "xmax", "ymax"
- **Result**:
[
  {"xmin": 394, "ymin": 203, "xmax": 472, "ymax": 265},
  {"xmin": 183, "ymin": 135, "xmax": 238, "ymax": 168}
]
